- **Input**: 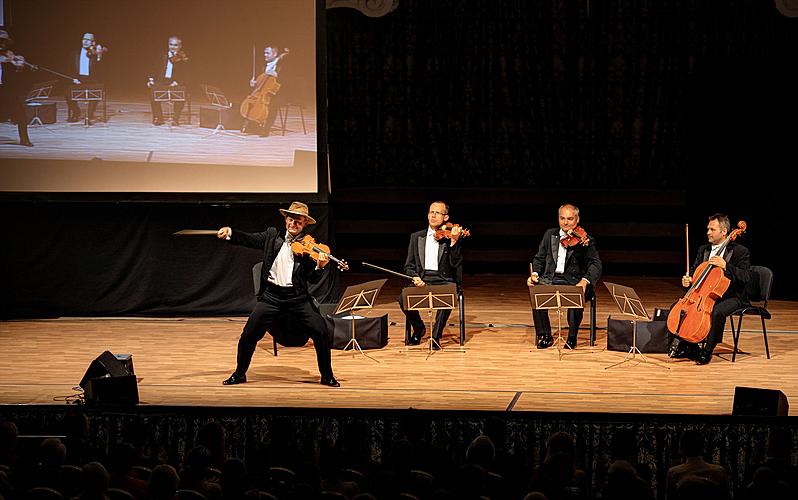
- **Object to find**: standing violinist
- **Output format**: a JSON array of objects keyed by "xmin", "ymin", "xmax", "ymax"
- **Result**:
[
  {"xmin": 527, "ymin": 204, "xmax": 602, "ymax": 349},
  {"xmin": 66, "ymin": 33, "xmax": 106, "ymax": 124},
  {"xmin": 216, "ymin": 201, "xmax": 339, "ymax": 387},
  {"xmin": 670, "ymin": 214, "xmax": 750, "ymax": 364},
  {"xmin": 400, "ymin": 201, "xmax": 464, "ymax": 349},
  {"xmin": 147, "ymin": 36, "xmax": 190, "ymax": 126},
  {"xmin": 241, "ymin": 45, "xmax": 288, "ymax": 137},
  {"xmin": 0, "ymin": 29, "xmax": 33, "ymax": 147}
]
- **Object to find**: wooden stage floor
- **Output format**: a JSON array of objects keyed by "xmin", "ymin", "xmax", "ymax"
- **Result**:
[{"xmin": 2, "ymin": 275, "xmax": 797, "ymax": 415}]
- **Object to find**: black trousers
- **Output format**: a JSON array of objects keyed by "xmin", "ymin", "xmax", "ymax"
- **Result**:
[
  {"xmin": 531, "ymin": 275, "xmax": 586, "ymax": 340},
  {"xmin": 235, "ymin": 285, "xmax": 333, "ymax": 379},
  {"xmin": 398, "ymin": 272, "xmax": 453, "ymax": 340},
  {"xmin": 0, "ymin": 83, "xmax": 30, "ymax": 144},
  {"xmin": 682, "ymin": 296, "xmax": 742, "ymax": 353}
]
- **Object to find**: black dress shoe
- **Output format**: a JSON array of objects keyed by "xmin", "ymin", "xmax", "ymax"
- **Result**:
[
  {"xmin": 565, "ymin": 336, "xmax": 577, "ymax": 350},
  {"xmin": 153, "ymin": 118, "xmax": 164, "ymax": 126},
  {"xmin": 67, "ymin": 115, "xmax": 81, "ymax": 123},
  {"xmin": 408, "ymin": 333, "xmax": 422, "ymax": 345},
  {"xmin": 537, "ymin": 335, "xmax": 554, "ymax": 349},
  {"xmin": 320, "ymin": 375, "xmax": 340, "ymax": 387},
  {"xmin": 222, "ymin": 373, "xmax": 247, "ymax": 385},
  {"xmin": 696, "ymin": 350, "xmax": 712, "ymax": 365},
  {"xmin": 431, "ymin": 338, "xmax": 441, "ymax": 350},
  {"xmin": 19, "ymin": 139, "xmax": 33, "ymax": 147},
  {"xmin": 670, "ymin": 342, "xmax": 698, "ymax": 359}
]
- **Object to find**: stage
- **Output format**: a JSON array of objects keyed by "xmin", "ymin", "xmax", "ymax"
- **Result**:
[{"xmin": 1, "ymin": 275, "xmax": 795, "ymax": 415}]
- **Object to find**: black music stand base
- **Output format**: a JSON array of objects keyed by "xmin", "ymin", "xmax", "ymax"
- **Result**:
[
  {"xmin": 605, "ymin": 319, "xmax": 670, "ymax": 370},
  {"xmin": 341, "ymin": 314, "xmax": 379, "ymax": 363}
]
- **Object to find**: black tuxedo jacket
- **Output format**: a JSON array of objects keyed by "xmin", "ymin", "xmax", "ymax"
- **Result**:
[
  {"xmin": 403, "ymin": 229, "xmax": 463, "ymax": 285},
  {"xmin": 149, "ymin": 53, "xmax": 190, "ymax": 84},
  {"xmin": 690, "ymin": 241, "xmax": 751, "ymax": 301},
  {"xmin": 531, "ymin": 227, "xmax": 602, "ymax": 286},
  {"xmin": 71, "ymin": 49, "xmax": 103, "ymax": 79},
  {"xmin": 229, "ymin": 227, "xmax": 324, "ymax": 298}
]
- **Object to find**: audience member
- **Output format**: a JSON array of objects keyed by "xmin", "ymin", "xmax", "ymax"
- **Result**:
[
  {"xmin": 666, "ymin": 429, "xmax": 729, "ymax": 498},
  {"xmin": 148, "ymin": 464, "xmax": 179, "ymax": 500}
]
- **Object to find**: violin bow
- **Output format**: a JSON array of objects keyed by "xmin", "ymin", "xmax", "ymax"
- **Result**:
[
  {"xmin": 684, "ymin": 223, "xmax": 690, "ymax": 277},
  {"xmin": 362, "ymin": 261, "xmax": 413, "ymax": 281}
]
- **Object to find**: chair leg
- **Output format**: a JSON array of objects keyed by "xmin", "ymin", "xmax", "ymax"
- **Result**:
[
  {"xmin": 404, "ymin": 317, "xmax": 411, "ymax": 345},
  {"xmin": 273, "ymin": 337, "xmax": 278, "ymax": 356},
  {"xmin": 589, "ymin": 294, "xmax": 597, "ymax": 347},
  {"xmin": 761, "ymin": 317, "xmax": 770, "ymax": 359},
  {"xmin": 459, "ymin": 291, "xmax": 465, "ymax": 346},
  {"xmin": 731, "ymin": 314, "xmax": 743, "ymax": 362}
]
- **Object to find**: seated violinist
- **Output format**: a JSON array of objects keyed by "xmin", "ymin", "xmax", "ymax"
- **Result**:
[
  {"xmin": 241, "ymin": 44, "xmax": 288, "ymax": 137},
  {"xmin": 669, "ymin": 214, "xmax": 750, "ymax": 364},
  {"xmin": 66, "ymin": 32, "xmax": 106, "ymax": 124},
  {"xmin": 147, "ymin": 36, "xmax": 190, "ymax": 126},
  {"xmin": 399, "ymin": 201, "xmax": 464, "ymax": 349},
  {"xmin": 527, "ymin": 203, "xmax": 602, "ymax": 349}
]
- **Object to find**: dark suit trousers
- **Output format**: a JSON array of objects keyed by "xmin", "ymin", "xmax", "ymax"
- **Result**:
[
  {"xmin": 398, "ymin": 272, "xmax": 453, "ymax": 340},
  {"xmin": 150, "ymin": 80, "xmax": 185, "ymax": 121},
  {"xmin": 66, "ymin": 80, "xmax": 100, "ymax": 119},
  {"xmin": 0, "ymin": 84, "xmax": 30, "ymax": 143},
  {"xmin": 531, "ymin": 275, "xmax": 584, "ymax": 340},
  {"xmin": 235, "ymin": 284, "xmax": 333, "ymax": 378},
  {"xmin": 703, "ymin": 296, "xmax": 742, "ymax": 353}
]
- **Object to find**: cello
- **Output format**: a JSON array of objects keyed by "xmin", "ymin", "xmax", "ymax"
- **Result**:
[
  {"xmin": 239, "ymin": 48, "xmax": 288, "ymax": 126},
  {"xmin": 666, "ymin": 220, "xmax": 747, "ymax": 343}
]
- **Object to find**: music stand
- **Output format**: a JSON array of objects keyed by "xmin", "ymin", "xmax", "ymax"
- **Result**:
[
  {"xmin": 69, "ymin": 83, "xmax": 106, "ymax": 127},
  {"xmin": 200, "ymin": 84, "xmax": 242, "ymax": 139},
  {"xmin": 334, "ymin": 279, "xmax": 388, "ymax": 361},
  {"xmin": 25, "ymin": 80, "xmax": 57, "ymax": 132},
  {"xmin": 603, "ymin": 281, "xmax": 669, "ymax": 370},
  {"xmin": 402, "ymin": 283, "xmax": 458, "ymax": 355},
  {"xmin": 153, "ymin": 85, "xmax": 187, "ymax": 129},
  {"xmin": 529, "ymin": 285, "xmax": 584, "ymax": 358}
]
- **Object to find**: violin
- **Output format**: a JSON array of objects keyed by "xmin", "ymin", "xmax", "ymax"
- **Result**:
[
  {"xmin": 86, "ymin": 41, "xmax": 109, "ymax": 60},
  {"xmin": 240, "ymin": 48, "xmax": 288, "ymax": 125},
  {"xmin": 0, "ymin": 50, "xmax": 32, "ymax": 69},
  {"xmin": 434, "ymin": 223, "xmax": 471, "ymax": 241},
  {"xmin": 561, "ymin": 226, "xmax": 589, "ymax": 247},
  {"xmin": 666, "ymin": 220, "xmax": 747, "ymax": 343},
  {"xmin": 290, "ymin": 235, "xmax": 349, "ymax": 271},
  {"xmin": 168, "ymin": 49, "xmax": 188, "ymax": 63}
]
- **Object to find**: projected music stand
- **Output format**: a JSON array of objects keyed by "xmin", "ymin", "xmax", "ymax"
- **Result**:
[
  {"xmin": 402, "ymin": 283, "xmax": 458, "ymax": 355},
  {"xmin": 603, "ymin": 281, "xmax": 669, "ymax": 370},
  {"xmin": 25, "ymin": 81, "xmax": 57, "ymax": 131},
  {"xmin": 69, "ymin": 83, "xmax": 106, "ymax": 126},
  {"xmin": 529, "ymin": 285, "xmax": 584, "ymax": 357},
  {"xmin": 200, "ymin": 84, "xmax": 242, "ymax": 139},
  {"xmin": 153, "ymin": 85, "xmax": 187, "ymax": 129},
  {"xmin": 334, "ymin": 279, "xmax": 388, "ymax": 362}
]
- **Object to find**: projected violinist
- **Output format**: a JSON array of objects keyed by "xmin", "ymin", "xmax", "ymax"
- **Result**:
[
  {"xmin": 147, "ymin": 36, "xmax": 190, "ymax": 126},
  {"xmin": 399, "ymin": 201, "xmax": 464, "ymax": 348},
  {"xmin": 0, "ymin": 29, "xmax": 33, "ymax": 147},
  {"xmin": 66, "ymin": 33, "xmax": 106, "ymax": 124},
  {"xmin": 240, "ymin": 45, "xmax": 289, "ymax": 137},
  {"xmin": 668, "ymin": 214, "xmax": 751, "ymax": 365},
  {"xmin": 527, "ymin": 204, "xmax": 601, "ymax": 350}
]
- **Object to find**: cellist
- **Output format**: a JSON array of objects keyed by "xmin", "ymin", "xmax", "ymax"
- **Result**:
[
  {"xmin": 241, "ymin": 44, "xmax": 288, "ymax": 137},
  {"xmin": 670, "ymin": 214, "xmax": 751, "ymax": 364}
]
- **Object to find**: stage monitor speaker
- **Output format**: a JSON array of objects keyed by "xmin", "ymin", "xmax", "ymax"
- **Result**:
[
  {"xmin": 26, "ymin": 102, "xmax": 57, "ymax": 125},
  {"xmin": 79, "ymin": 351, "xmax": 139, "ymax": 405},
  {"xmin": 199, "ymin": 106, "xmax": 244, "ymax": 130},
  {"xmin": 326, "ymin": 314, "xmax": 389, "ymax": 350},
  {"xmin": 606, "ymin": 316, "xmax": 672, "ymax": 353},
  {"xmin": 732, "ymin": 386, "xmax": 788, "ymax": 417}
]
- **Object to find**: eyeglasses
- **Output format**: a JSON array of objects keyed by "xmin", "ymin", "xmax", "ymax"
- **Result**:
[{"xmin": 428, "ymin": 211, "xmax": 447, "ymax": 216}]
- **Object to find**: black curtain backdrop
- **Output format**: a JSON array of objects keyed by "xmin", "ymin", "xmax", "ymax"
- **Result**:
[
  {"xmin": 326, "ymin": 0, "xmax": 796, "ymax": 190},
  {"xmin": 2, "ymin": 203, "xmax": 335, "ymax": 318}
]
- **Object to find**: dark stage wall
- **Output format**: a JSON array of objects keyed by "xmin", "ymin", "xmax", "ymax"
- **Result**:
[{"xmin": 3, "ymin": 0, "xmax": 797, "ymax": 317}]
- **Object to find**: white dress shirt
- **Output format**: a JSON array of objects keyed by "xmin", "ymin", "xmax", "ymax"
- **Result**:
[
  {"xmin": 268, "ymin": 232, "xmax": 295, "ymax": 287},
  {"xmin": 555, "ymin": 229, "xmax": 568, "ymax": 274},
  {"xmin": 79, "ymin": 48, "xmax": 90, "ymax": 76},
  {"xmin": 165, "ymin": 53, "xmax": 174, "ymax": 79},
  {"xmin": 424, "ymin": 227, "xmax": 439, "ymax": 271}
]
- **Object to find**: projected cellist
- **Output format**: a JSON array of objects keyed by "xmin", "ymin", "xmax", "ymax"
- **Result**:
[
  {"xmin": 668, "ymin": 214, "xmax": 751, "ymax": 365},
  {"xmin": 240, "ymin": 45, "xmax": 288, "ymax": 137}
]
